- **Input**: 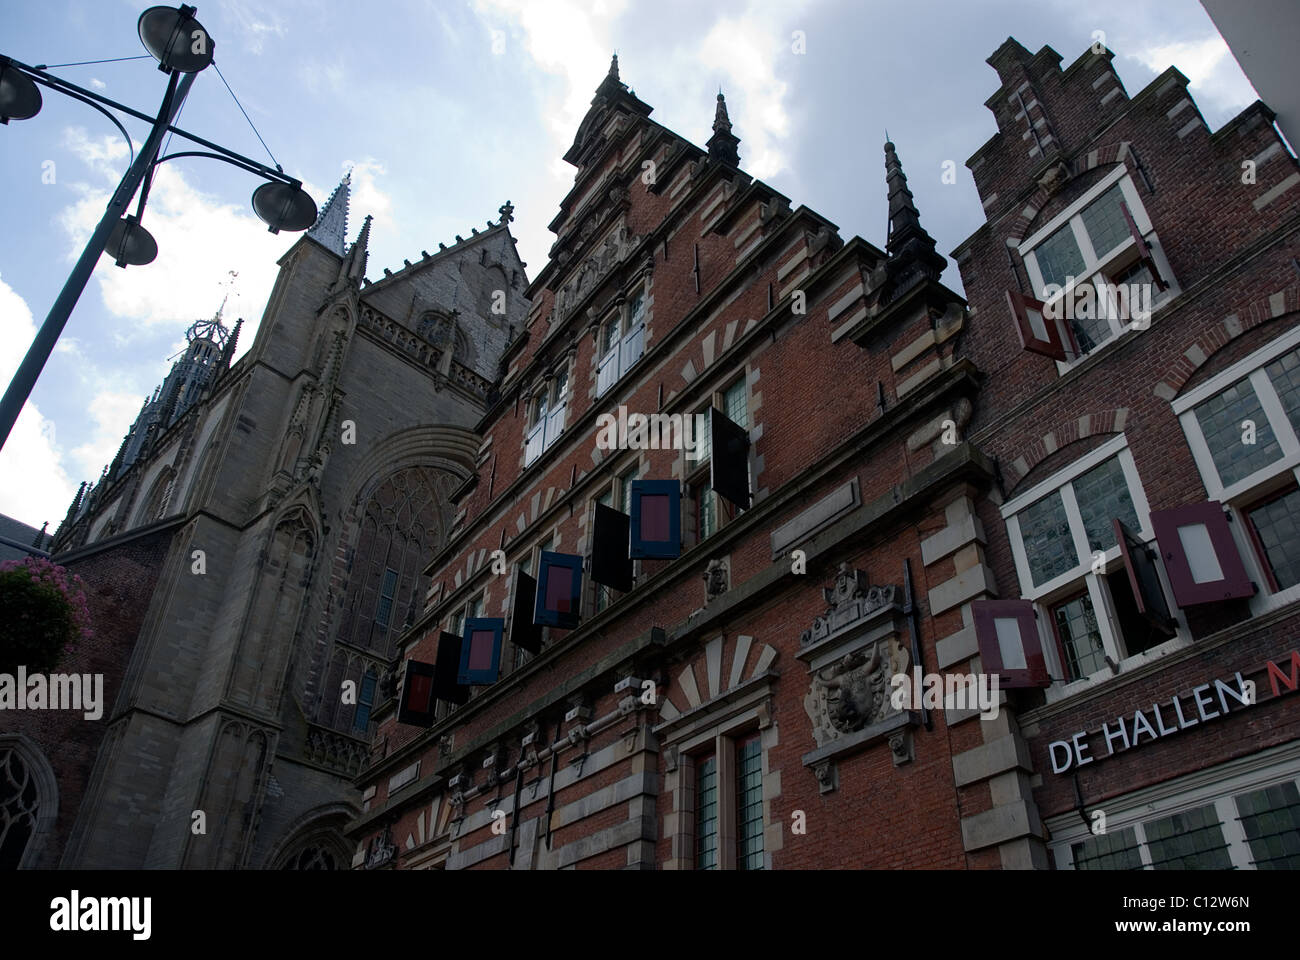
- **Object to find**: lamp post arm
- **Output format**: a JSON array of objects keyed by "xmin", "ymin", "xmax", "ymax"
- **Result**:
[
  {"xmin": 3, "ymin": 55, "xmax": 296, "ymax": 187},
  {"xmin": 0, "ymin": 69, "xmax": 197, "ymax": 454}
]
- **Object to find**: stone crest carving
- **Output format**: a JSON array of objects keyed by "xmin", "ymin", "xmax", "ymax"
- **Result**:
[
  {"xmin": 799, "ymin": 563, "xmax": 897, "ymax": 648},
  {"xmin": 365, "ymin": 825, "xmax": 396, "ymax": 869},
  {"xmin": 803, "ymin": 636, "xmax": 910, "ymax": 749}
]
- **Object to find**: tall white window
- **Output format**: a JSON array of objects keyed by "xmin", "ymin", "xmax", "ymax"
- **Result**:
[
  {"xmin": 1175, "ymin": 326, "xmax": 1300, "ymax": 607},
  {"xmin": 1002, "ymin": 436, "xmax": 1182, "ymax": 693},
  {"xmin": 1020, "ymin": 170, "xmax": 1177, "ymax": 367},
  {"xmin": 596, "ymin": 290, "xmax": 646, "ymax": 397},
  {"xmin": 525, "ymin": 364, "xmax": 569, "ymax": 466}
]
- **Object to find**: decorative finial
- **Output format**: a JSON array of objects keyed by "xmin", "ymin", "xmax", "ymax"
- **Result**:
[
  {"xmin": 498, "ymin": 200, "xmax": 515, "ymax": 224},
  {"xmin": 609, "ymin": 52, "xmax": 619, "ymax": 81}
]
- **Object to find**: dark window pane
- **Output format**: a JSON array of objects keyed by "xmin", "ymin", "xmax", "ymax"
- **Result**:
[
  {"xmin": 696, "ymin": 754, "xmax": 718, "ymax": 870},
  {"xmin": 736, "ymin": 736, "xmax": 764, "ymax": 870},
  {"xmin": 724, "ymin": 380, "xmax": 749, "ymax": 430},
  {"xmin": 1265, "ymin": 346, "xmax": 1300, "ymax": 434},
  {"xmin": 1072, "ymin": 826, "xmax": 1144, "ymax": 870},
  {"xmin": 467, "ymin": 630, "xmax": 495, "ymax": 671},
  {"xmin": 1235, "ymin": 781, "xmax": 1300, "ymax": 869},
  {"xmin": 1034, "ymin": 221, "xmax": 1086, "ymax": 292},
  {"xmin": 1079, "ymin": 183, "xmax": 1129, "ymax": 261},
  {"xmin": 1020, "ymin": 490, "xmax": 1077, "ymax": 586},
  {"xmin": 1107, "ymin": 569, "xmax": 1166, "ymax": 657},
  {"xmin": 1144, "ymin": 804, "xmax": 1233, "ymax": 869},
  {"xmin": 545, "ymin": 566, "xmax": 574, "ymax": 613},
  {"xmin": 1249, "ymin": 488, "xmax": 1300, "ymax": 589},
  {"xmin": 1194, "ymin": 378, "xmax": 1281, "ymax": 487},
  {"xmin": 1074, "ymin": 457, "xmax": 1139, "ymax": 553},
  {"xmin": 1053, "ymin": 592, "xmax": 1107, "ymax": 680}
]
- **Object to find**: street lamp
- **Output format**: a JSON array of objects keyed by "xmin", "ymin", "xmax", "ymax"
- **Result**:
[{"xmin": 0, "ymin": 4, "xmax": 317, "ymax": 454}]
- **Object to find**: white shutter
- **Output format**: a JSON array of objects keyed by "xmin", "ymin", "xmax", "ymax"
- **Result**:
[
  {"xmin": 621, "ymin": 322, "xmax": 644, "ymax": 371},
  {"xmin": 525, "ymin": 420, "xmax": 545, "ymax": 465},
  {"xmin": 596, "ymin": 349, "xmax": 619, "ymax": 396},
  {"xmin": 546, "ymin": 400, "xmax": 567, "ymax": 448}
]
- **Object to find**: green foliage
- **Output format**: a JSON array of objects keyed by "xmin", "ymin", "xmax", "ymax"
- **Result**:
[{"xmin": 0, "ymin": 557, "xmax": 92, "ymax": 675}]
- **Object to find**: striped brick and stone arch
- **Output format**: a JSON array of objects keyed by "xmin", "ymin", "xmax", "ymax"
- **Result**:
[
  {"xmin": 656, "ymin": 635, "xmax": 783, "ymax": 870},
  {"xmin": 1002, "ymin": 143, "xmax": 1148, "ymax": 246},
  {"xmin": 1152, "ymin": 288, "xmax": 1300, "ymax": 402},
  {"xmin": 1000, "ymin": 407, "xmax": 1131, "ymax": 494}
]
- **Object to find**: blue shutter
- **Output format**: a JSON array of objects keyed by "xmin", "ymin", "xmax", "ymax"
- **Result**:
[
  {"xmin": 353, "ymin": 670, "xmax": 378, "ymax": 732},
  {"xmin": 630, "ymin": 479, "xmax": 681, "ymax": 559},
  {"xmin": 534, "ymin": 551, "xmax": 584, "ymax": 629},
  {"xmin": 457, "ymin": 618, "xmax": 504, "ymax": 685}
]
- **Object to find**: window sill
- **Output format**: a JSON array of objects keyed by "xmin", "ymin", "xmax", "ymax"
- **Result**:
[{"xmin": 1042, "ymin": 632, "xmax": 1194, "ymax": 706}]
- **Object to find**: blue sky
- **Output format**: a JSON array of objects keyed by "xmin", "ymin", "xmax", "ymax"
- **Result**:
[{"xmin": 0, "ymin": 0, "xmax": 1260, "ymax": 529}]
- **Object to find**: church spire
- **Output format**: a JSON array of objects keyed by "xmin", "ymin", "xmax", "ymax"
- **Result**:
[
  {"xmin": 308, "ymin": 170, "xmax": 351, "ymax": 256},
  {"xmin": 706, "ymin": 90, "xmax": 741, "ymax": 168},
  {"xmin": 882, "ymin": 138, "xmax": 945, "ymax": 296},
  {"xmin": 337, "ymin": 214, "xmax": 372, "ymax": 289}
]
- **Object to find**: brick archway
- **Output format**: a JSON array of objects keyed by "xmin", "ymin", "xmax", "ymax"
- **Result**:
[
  {"xmin": 1153, "ymin": 288, "xmax": 1300, "ymax": 401},
  {"xmin": 1001, "ymin": 407, "xmax": 1131, "ymax": 493},
  {"xmin": 1004, "ymin": 143, "xmax": 1147, "ymax": 246}
]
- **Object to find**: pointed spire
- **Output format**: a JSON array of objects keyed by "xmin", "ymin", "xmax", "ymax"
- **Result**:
[
  {"xmin": 308, "ymin": 170, "xmax": 352, "ymax": 256},
  {"xmin": 220, "ymin": 318, "xmax": 242, "ymax": 372},
  {"xmin": 609, "ymin": 52, "xmax": 619, "ymax": 82},
  {"xmin": 882, "ymin": 138, "xmax": 945, "ymax": 298},
  {"xmin": 596, "ymin": 51, "xmax": 627, "ymax": 99},
  {"xmin": 336, "ymin": 214, "xmax": 372, "ymax": 289},
  {"xmin": 707, "ymin": 90, "xmax": 741, "ymax": 167}
]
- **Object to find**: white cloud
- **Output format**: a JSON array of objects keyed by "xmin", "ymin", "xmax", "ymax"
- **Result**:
[
  {"xmin": 1127, "ymin": 33, "xmax": 1254, "ymax": 115},
  {"xmin": 691, "ymin": 2, "xmax": 814, "ymax": 180},
  {"xmin": 69, "ymin": 390, "xmax": 148, "ymax": 481},
  {"xmin": 222, "ymin": 0, "xmax": 288, "ymax": 56},
  {"xmin": 57, "ymin": 125, "xmax": 290, "ymax": 359},
  {"xmin": 90, "ymin": 78, "xmax": 106, "ymax": 91},
  {"xmin": 0, "ymin": 275, "xmax": 79, "ymax": 528}
]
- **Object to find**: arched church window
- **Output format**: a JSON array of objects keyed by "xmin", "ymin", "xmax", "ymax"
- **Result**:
[
  {"xmin": 0, "ymin": 745, "xmax": 43, "ymax": 870},
  {"xmin": 282, "ymin": 844, "xmax": 339, "ymax": 870}
]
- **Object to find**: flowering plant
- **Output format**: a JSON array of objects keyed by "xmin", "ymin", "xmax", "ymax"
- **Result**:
[{"xmin": 0, "ymin": 556, "xmax": 94, "ymax": 674}]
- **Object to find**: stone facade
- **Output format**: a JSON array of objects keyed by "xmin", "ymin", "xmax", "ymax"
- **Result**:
[{"xmin": 2, "ymin": 185, "xmax": 529, "ymax": 868}]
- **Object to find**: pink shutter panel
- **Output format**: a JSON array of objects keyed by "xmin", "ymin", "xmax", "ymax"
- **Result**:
[
  {"xmin": 1007, "ymin": 289, "xmax": 1067, "ymax": 361},
  {"xmin": 1149, "ymin": 501, "xmax": 1256, "ymax": 606},
  {"xmin": 1120, "ymin": 201, "xmax": 1168, "ymax": 292},
  {"xmin": 972, "ymin": 599, "xmax": 1051, "ymax": 688}
]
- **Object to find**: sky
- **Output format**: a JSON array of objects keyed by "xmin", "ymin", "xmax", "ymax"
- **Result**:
[{"xmin": 0, "ymin": 0, "xmax": 1262, "ymax": 530}]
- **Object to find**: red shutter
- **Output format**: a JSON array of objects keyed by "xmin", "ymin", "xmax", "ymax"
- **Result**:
[
  {"xmin": 1120, "ymin": 202, "xmax": 1168, "ymax": 291},
  {"xmin": 1007, "ymin": 289, "xmax": 1068, "ymax": 361},
  {"xmin": 972, "ymin": 599, "xmax": 1051, "ymax": 688},
  {"xmin": 1149, "ymin": 501, "xmax": 1256, "ymax": 606}
]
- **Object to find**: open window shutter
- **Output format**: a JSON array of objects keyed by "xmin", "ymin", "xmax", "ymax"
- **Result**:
[
  {"xmin": 458, "ymin": 618, "xmax": 504, "ymax": 685},
  {"xmin": 1007, "ymin": 289, "xmax": 1068, "ymax": 361},
  {"xmin": 972, "ymin": 599, "xmax": 1050, "ymax": 688},
  {"xmin": 1112, "ymin": 518, "xmax": 1176, "ymax": 634},
  {"xmin": 709, "ymin": 406, "xmax": 751, "ymax": 510},
  {"xmin": 525, "ymin": 417, "xmax": 545, "ymax": 465},
  {"xmin": 1150, "ymin": 501, "xmax": 1256, "ymax": 606},
  {"xmin": 596, "ymin": 349, "xmax": 619, "ymax": 396},
  {"xmin": 433, "ymin": 631, "xmax": 469, "ymax": 705},
  {"xmin": 591, "ymin": 503, "xmax": 634, "ymax": 592},
  {"xmin": 1120, "ymin": 201, "xmax": 1168, "ymax": 291},
  {"xmin": 508, "ymin": 569, "xmax": 544, "ymax": 653},
  {"xmin": 621, "ymin": 320, "xmax": 644, "ymax": 371},
  {"xmin": 534, "ymin": 552, "xmax": 584, "ymax": 629},
  {"xmin": 629, "ymin": 479, "xmax": 681, "ymax": 559},
  {"xmin": 396, "ymin": 659, "xmax": 438, "ymax": 726}
]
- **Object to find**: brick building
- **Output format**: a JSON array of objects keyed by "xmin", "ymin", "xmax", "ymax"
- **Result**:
[
  {"xmin": 1, "ymin": 174, "xmax": 529, "ymax": 868},
  {"xmin": 350, "ymin": 38, "xmax": 1300, "ymax": 871}
]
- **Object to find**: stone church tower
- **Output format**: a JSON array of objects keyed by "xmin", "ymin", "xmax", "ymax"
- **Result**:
[{"xmin": 13, "ymin": 176, "xmax": 530, "ymax": 868}]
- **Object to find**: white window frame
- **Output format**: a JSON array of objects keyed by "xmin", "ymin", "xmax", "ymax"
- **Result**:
[
  {"xmin": 1173, "ymin": 323, "xmax": 1300, "ymax": 616},
  {"xmin": 524, "ymin": 363, "xmax": 570, "ymax": 466},
  {"xmin": 595, "ymin": 289, "xmax": 647, "ymax": 398},
  {"xmin": 1048, "ymin": 741, "xmax": 1300, "ymax": 870},
  {"xmin": 1019, "ymin": 169, "xmax": 1179, "ymax": 372},
  {"xmin": 1001, "ymin": 435, "xmax": 1189, "ymax": 701}
]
